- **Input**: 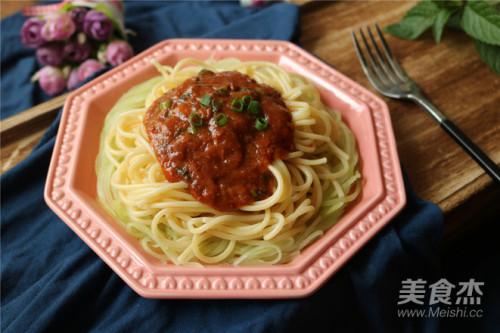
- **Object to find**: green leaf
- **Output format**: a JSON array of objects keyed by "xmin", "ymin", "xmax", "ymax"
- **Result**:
[
  {"xmin": 447, "ymin": 10, "xmax": 464, "ymax": 30},
  {"xmin": 433, "ymin": 8, "xmax": 455, "ymax": 42},
  {"xmin": 386, "ymin": 0, "xmax": 442, "ymax": 40},
  {"xmin": 476, "ymin": 39, "xmax": 500, "ymax": 73},
  {"xmin": 461, "ymin": 1, "xmax": 500, "ymax": 45},
  {"xmin": 432, "ymin": 0, "xmax": 464, "ymax": 9},
  {"xmin": 60, "ymin": 3, "xmax": 75, "ymax": 12}
]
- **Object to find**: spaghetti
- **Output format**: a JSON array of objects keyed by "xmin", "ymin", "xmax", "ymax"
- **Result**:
[{"xmin": 96, "ymin": 58, "xmax": 360, "ymax": 266}]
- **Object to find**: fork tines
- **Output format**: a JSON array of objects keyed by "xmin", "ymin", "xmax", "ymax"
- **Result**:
[{"xmin": 352, "ymin": 24, "xmax": 409, "ymax": 91}]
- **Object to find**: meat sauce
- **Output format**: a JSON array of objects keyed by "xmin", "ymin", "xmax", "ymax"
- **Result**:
[{"xmin": 144, "ymin": 70, "xmax": 294, "ymax": 211}]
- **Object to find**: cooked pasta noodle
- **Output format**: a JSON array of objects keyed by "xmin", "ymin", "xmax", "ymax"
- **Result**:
[{"xmin": 96, "ymin": 58, "xmax": 360, "ymax": 266}]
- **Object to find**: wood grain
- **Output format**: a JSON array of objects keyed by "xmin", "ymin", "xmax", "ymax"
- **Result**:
[
  {"xmin": 0, "ymin": 0, "xmax": 34, "ymax": 18},
  {"xmin": 1, "ymin": 127, "xmax": 46, "ymax": 172},
  {"xmin": 300, "ymin": 1, "xmax": 500, "ymax": 212},
  {"xmin": 1, "ymin": 1, "xmax": 499, "ymax": 230},
  {"xmin": 1, "ymin": 92, "xmax": 67, "ymax": 144}
]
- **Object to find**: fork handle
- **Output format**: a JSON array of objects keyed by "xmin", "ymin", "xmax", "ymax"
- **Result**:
[
  {"xmin": 440, "ymin": 119, "xmax": 500, "ymax": 183},
  {"xmin": 413, "ymin": 95, "xmax": 500, "ymax": 184}
]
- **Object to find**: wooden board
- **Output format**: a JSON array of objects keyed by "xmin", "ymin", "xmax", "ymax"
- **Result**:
[
  {"xmin": 299, "ymin": 1, "xmax": 499, "ymax": 212},
  {"xmin": 1, "ymin": 1, "xmax": 499, "ymax": 237}
]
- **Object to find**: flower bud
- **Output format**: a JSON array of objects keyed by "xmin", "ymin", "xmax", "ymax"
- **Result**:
[
  {"xmin": 37, "ymin": 66, "xmax": 66, "ymax": 96},
  {"xmin": 70, "ymin": 7, "xmax": 88, "ymax": 31},
  {"xmin": 21, "ymin": 17, "xmax": 45, "ymax": 48},
  {"xmin": 41, "ymin": 12, "xmax": 76, "ymax": 41},
  {"xmin": 83, "ymin": 10, "xmax": 113, "ymax": 41},
  {"xmin": 36, "ymin": 43, "xmax": 64, "ymax": 66},
  {"xmin": 106, "ymin": 40, "xmax": 133, "ymax": 66},
  {"xmin": 77, "ymin": 59, "xmax": 105, "ymax": 81},
  {"xmin": 63, "ymin": 41, "xmax": 91, "ymax": 63},
  {"xmin": 67, "ymin": 67, "xmax": 81, "ymax": 90}
]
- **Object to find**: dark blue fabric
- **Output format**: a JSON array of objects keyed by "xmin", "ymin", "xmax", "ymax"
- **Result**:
[
  {"xmin": 1, "ymin": 1, "xmax": 298, "ymax": 119},
  {"xmin": 1, "ymin": 2, "xmax": 447, "ymax": 333}
]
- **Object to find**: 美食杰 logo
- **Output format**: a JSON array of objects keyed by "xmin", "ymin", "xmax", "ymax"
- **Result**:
[{"xmin": 396, "ymin": 278, "xmax": 484, "ymax": 319}]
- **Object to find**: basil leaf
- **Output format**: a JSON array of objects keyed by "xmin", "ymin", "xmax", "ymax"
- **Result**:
[
  {"xmin": 461, "ymin": 1, "xmax": 500, "ymax": 45},
  {"xmin": 447, "ymin": 11, "xmax": 464, "ymax": 30},
  {"xmin": 386, "ymin": 0, "xmax": 442, "ymax": 40},
  {"xmin": 433, "ymin": 8, "xmax": 455, "ymax": 42},
  {"xmin": 476, "ymin": 39, "xmax": 500, "ymax": 73},
  {"xmin": 432, "ymin": 0, "xmax": 464, "ymax": 9}
]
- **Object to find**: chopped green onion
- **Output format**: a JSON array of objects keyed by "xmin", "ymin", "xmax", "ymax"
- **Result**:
[
  {"xmin": 211, "ymin": 99, "xmax": 221, "ymax": 113},
  {"xmin": 242, "ymin": 95, "xmax": 252, "ymax": 106},
  {"xmin": 200, "ymin": 94, "xmax": 211, "ymax": 107},
  {"xmin": 216, "ymin": 87, "xmax": 228, "ymax": 95},
  {"xmin": 255, "ymin": 117, "xmax": 269, "ymax": 131},
  {"xmin": 231, "ymin": 98, "xmax": 244, "ymax": 113},
  {"xmin": 247, "ymin": 100, "xmax": 260, "ymax": 115},
  {"xmin": 188, "ymin": 112, "xmax": 203, "ymax": 134},
  {"xmin": 215, "ymin": 113, "xmax": 228, "ymax": 127},
  {"xmin": 160, "ymin": 99, "xmax": 172, "ymax": 110},
  {"xmin": 189, "ymin": 112, "xmax": 203, "ymax": 127}
]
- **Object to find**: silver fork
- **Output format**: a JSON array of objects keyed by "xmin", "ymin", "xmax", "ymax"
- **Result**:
[{"xmin": 352, "ymin": 24, "xmax": 500, "ymax": 183}]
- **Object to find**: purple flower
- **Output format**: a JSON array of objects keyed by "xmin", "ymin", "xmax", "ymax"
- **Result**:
[
  {"xmin": 67, "ymin": 68, "xmax": 81, "ymax": 90},
  {"xmin": 70, "ymin": 7, "xmax": 88, "ymax": 31},
  {"xmin": 37, "ymin": 66, "xmax": 66, "ymax": 96},
  {"xmin": 77, "ymin": 59, "xmax": 105, "ymax": 81},
  {"xmin": 21, "ymin": 17, "xmax": 45, "ymax": 48},
  {"xmin": 83, "ymin": 10, "xmax": 113, "ymax": 41},
  {"xmin": 41, "ymin": 12, "xmax": 76, "ymax": 41},
  {"xmin": 63, "ymin": 41, "xmax": 91, "ymax": 63},
  {"xmin": 36, "ymin": 43, "xmax": 64, "ymax": 66},
  {"xmin": 106, "ymin": 40, "xmax": 133, "ymax": 66}
]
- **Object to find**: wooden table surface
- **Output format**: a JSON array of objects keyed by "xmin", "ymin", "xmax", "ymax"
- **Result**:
[{"xmin": 1, "ymin": 1, "xmax": 499, "ymax": 238}]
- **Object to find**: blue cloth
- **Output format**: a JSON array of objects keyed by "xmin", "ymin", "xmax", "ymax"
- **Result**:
[
  {"xmin": 1, "ymin": 2, "xmax": 447, "ymax": 332},
  {"xmin": 1, "ymin": 1, "xmax": 298, "ymax": 119}
]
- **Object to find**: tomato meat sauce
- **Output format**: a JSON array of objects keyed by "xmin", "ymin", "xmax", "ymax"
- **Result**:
[{"xmin": 144, "ymin": 70, "xmax": 294, "ymax": 211}]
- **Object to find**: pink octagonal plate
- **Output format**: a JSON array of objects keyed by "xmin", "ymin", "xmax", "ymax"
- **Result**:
[{"xmin": 44, "ymin": 39, "xmax": 406, "ymax": 299}]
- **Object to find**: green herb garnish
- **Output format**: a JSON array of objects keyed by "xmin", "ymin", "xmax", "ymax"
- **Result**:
[
  {"xmin": 247, "ymin": 100, "xmax": 260, "ymax": 115},
  {"xmin": 242, "ymin": 95, "xmax": 252, "ymax": 106},
  {"xmin": 215, "ymin": 113, "xmax": 228, "ymax": 127},
  {"xmin": 189, "ymin": 112, "xmax": 203, "ymax": 127},
  {"xmin": 211, "ymin": 99, "xmax": 222, "ymax": 113},
  {"xmin": 216, "ymin": 87, "xmax": 229, "ymax": 95},
  {"xmin": 255, "ymin": 117, "xmax": 269, "ymax": 131},
  {"xmin": 160, "ymin": 99, "xmax": 172, "ymax": 110},
  {"xmin": 188, "ymin": 111, "xmax": 203, "ymax": 134},
  {"xmin": 200, "ymin": 94, "xmax": 212, "ymax": 107},
  {"xmin": 231, "ymin": 98, "xmax": 244, "ymax": 112}
]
